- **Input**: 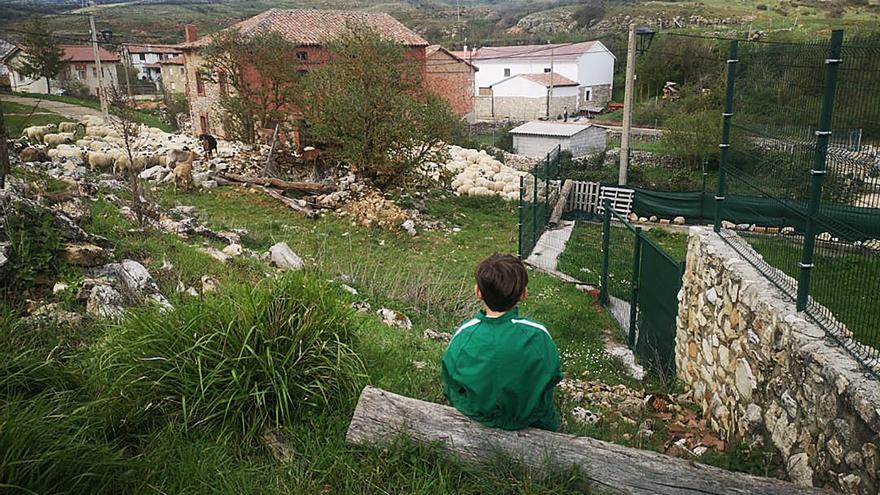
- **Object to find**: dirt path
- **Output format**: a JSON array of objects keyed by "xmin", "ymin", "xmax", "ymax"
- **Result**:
[{"xmin": 3, "ymin": 95, "xmax": 103, "ymax": 121}]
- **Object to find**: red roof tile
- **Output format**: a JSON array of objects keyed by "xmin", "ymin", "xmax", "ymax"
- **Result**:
[
  {"xmin": 183, "ymin": 9, "xmax": 427, "ymax": 48},
  {"xmin": 473, "ymin": 41, "xmax": 600, "ymax": 61},
  {"xmin": 518, "ymin": 72, "xmax": 578, "ymax": 87},
  {"xmin": 60, "ymin": 44, "xmax": 120, "ymax": 63}
]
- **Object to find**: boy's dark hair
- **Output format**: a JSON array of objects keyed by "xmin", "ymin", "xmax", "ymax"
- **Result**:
[{"xmin": 475, "ymin": 254, "xmax": 528, "ymax": 312}]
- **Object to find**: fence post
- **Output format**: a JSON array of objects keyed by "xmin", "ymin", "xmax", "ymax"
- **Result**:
[
  {"xmin": 714, "ymin": 39, "xmax": 738, "ymax": 233},
  {"xmin": 518, "ymin": 175, "xmax": 525, "ymax": 260},
  {"xmin": 600, "ymin": 198, "xmax": 611, "ymax": 306},
  {"xmin": 797, "ymin": 29, "xmax": 844, "ymax": 311},
  {"xmin": 532, "ymin": 162, "xmax": 539, "ymax": 251},
  {"xmin": 544, "ymin": 152, "xmax": 551, "ymax": 220},
  {"xmin": 628, "ymin": 227, "xmax": 642, "ymax": 348}
]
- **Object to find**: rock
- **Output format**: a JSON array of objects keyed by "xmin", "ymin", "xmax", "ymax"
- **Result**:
[
  {"xmin": 734, "ymin": 359, "xmax": 756, "ymax": 400},
  {"xmin": 221, "ymin": 243, "xmax": 243, "ymax": 257},
  {"xmin": 267, "ymin": 242, "xmax": 304, "ymax": 270},
  {"xmin": 649, "ymin": 215, "xmax": 658, "ymax": 222},
  {"xmin": 192, "ymin": 172, "xmax": 211, "ymax": 187},
  {"xmin": 705, "ymin": 287, "xmax": 718, "ymax": 305},
  {"xmin": 96, "ymin": 260, "xmax": 173, "ymax": 311},
  {"xmin": 864, "ymin": 239, "xmax": 880, "ymax": 251},
  {"xmin": 52, "ymin": 282, "xmax": 69, "ymax": 294},
  {"xmin": 735, "ymin": 223, "xmax": 751, "ymax": 231},
  {"xmin": 351, "ymin": 301, "xmax": 371, "ymax": 313},
  {"xmin": 0, "ymin": 242, "xmax": 8, "ymax": 268},
  {"xmin": 673, "ymin": 216, "xmax": 686, "ymax": 225},
  {"xmin": 424, "ymin": 329, "xmax": 452, "ymax": 343},
  {"xmin": 571, "ymin": 407, "xmax": 601, "ymax": 426},
  {"xmin": 201, "ymin": 275, "xmax": 219, "ymax": 294},
  {"xmin": 61, "ymin": 243, "xmax": 109, "ymax": 267},
  {"xmin": 200, "ymin": 247, "xmax": 230, "ymax": 263},
  {"xmin": 659, "ymin": 218, "xmax": 671, "ymax": 225},
  {"xmin": 87, "ymin": 284, "xmax": 125, "ymax": 318},
  {"xmin": 139, "ymin": 165, "xmax": 166, "ymax": 180},
  {"xmin": 781, "ymin": 226, "xmax": 795, "ymax": 235},
  {"xmin": 201, "ymin": 180, "xmax": 218, "ymax": 189},
  {"xmin": 638, "ymin": 217, "xmax": 648, "ymax": 223},
  {"xmin": 721, "ymin": 220, "xmax": 735, "ymax": 229},
  {"xmin": 401, "ymin": 219, "xmax": 417, "ymax": 236},
  {"xmin": 27, "ymin": 302, "xmax": 82, "ymax": 326},
  {"xmin": 627, "ymin": 212, "xmax": 638, "ymax": 222},
  {"xmin": 787, "ymin": 453, "xmax": 813, "ymax": 487},
  {"xmin": 340, "ymin": 284, "xmax": 358, "ymax": 295},
  {"xmin": 818, "ymin": 232, "xmax": 832, "ymax": 241},
  {"xmin": 377, "ymin": 307, "xmax": 412, "ymax": 330}
]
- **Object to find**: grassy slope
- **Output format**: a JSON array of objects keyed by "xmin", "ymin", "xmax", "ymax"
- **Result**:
[{"xmin": 6, "ymin": 92, "xmax": 173, "ymax": 132}]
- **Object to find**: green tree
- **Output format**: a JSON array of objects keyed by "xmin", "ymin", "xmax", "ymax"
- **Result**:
[
  {"xmin": 14, "ymin": 18, "xmax": 64, "ymax": 94},
  {"xmin": 660, "ymin": 110, "xmax": 721, "ymax": 168},
  {"xmin": 301, "ymin": 24, "xmax": 459, "ymax": 188},
  {"xmin": 200, "ymin": 30, "xmax": 302, "ymax": 144}
]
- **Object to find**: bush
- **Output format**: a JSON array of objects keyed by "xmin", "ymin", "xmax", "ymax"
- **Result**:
[
  {"xmin": 0, "ymin": 207, "xmax": 64, "ymax": 296},
  {"xmin": 95, "ymin": 273, "xmax": 366, "ymax": 437},
  {"xmin": 660, "ymin": 110, "xmax": 720, "ymax": 168}
]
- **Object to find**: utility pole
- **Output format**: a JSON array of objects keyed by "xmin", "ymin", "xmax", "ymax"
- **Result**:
[
  {"xmin": 619, "ymin": 24, "xmax": 636, "ymax": 186},
  {"xmin": 547, "ymin": 46, "xmax": 554, "ymax": 118},
  {"xmin": 122, "ymin": 44, "xmax": 133, "ymax": 100},
  {"xmin": 89, "ymin": 10, "xmax": 108, "ymax": 118},
  {"xmin": 0, "ymin": 99, "xmax": 8, "ymax": 190}
]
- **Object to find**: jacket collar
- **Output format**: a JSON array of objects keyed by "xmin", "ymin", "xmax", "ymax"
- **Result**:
[{"xmin": 476, "ymin": 307, "xmax": 518, "ymax": 324}]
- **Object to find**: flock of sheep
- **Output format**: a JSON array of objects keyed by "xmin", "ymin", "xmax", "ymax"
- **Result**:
[
  {"xmin": 19, "ymin": 115, "xmax": 201, "ymax": 176},
  {"xmin": 444, "ymin": 146, "xmax": 527, "ymax": 201}
]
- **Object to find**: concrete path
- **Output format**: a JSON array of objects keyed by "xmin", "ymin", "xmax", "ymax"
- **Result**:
[
  {"xmin": 526, "ymin": 220, "xmax": 575, "ymax": 272},
  {"xmin": 2, "ymin": 95, "xmax": 103, "ymax": 121}
]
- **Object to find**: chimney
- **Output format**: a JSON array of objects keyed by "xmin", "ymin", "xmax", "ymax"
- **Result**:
[{"xmin": 184, "ymin": 24, "xmax": 198, "ymax": 43}]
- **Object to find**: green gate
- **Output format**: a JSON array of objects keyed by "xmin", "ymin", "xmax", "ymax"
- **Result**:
[{"xmin": 600, "ymin": 200, "xmax": 684, "ymax": 378}]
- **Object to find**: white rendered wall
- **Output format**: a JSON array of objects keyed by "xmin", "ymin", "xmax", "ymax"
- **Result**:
[{"xmin": 474, "ymin": 59, "xmax": 578, "ymax": 90}]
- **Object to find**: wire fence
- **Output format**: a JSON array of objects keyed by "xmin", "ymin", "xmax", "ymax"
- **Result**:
[
  {"xmin": 518, "ymin": 145, "xmax": 562, "ymax": 260},
  {"xmin": 716, "ymin": 31, "xmax": 880, "ymax": 375}
]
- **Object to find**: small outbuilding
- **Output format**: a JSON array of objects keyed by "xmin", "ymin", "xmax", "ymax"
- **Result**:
[{"xmin": 509, "ymin": 121, "xmax": 607, "ymax": 158}]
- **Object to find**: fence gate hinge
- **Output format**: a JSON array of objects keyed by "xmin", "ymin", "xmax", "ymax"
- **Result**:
[
  {"xmin": 727, "ymin": 59, "xmax": 739, "ymax": 64},
  {"xmin": 814, "ymin": 130, "xmax": 833, "ymax": 137},
  {"xmin": 825, "ymin": 58, "xmax": 842, "ymax": 65},
  {"xmin": 810, "ymin": 169, "xmax": 828, "ymax": 176},
  {"xmin": 799, "ymin": 262, "xmax": 815, "ymax": 269}
]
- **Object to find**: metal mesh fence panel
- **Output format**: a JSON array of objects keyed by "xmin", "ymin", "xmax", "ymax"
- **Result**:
[
  {"xmin": 717, "ymin": 32, "xmax": 880, "ymax": 375},
  {"xmin": 518, "ymin": 146, "xmax": 562, "ymax": 260}
]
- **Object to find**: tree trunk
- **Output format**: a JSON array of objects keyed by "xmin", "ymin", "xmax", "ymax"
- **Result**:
[
  {"xmin": 346, "ymin": 387, "xmax": 833, "ymax": 495},
  {"xmin": 549, "ymin": 180, "xmax": 573, "ymax": 227},
  {"xmin": 45, "ymin": 76, "xmax": 51, "ymax": 95}
]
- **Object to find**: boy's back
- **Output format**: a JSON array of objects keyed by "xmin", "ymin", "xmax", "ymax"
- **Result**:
[{"xmin": 442, "ymin": 308, "xmax": 562, "ymax": 430}]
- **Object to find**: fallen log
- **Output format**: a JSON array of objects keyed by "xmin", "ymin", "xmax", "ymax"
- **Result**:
[
  {"xmin": 549, "ymin": 180, "xmax": 573, "ymax": 227},
  {"xmin": 258, "ymin": 186, "xmax": 316, "ymax": 218},
  {"xmin": 346, "ymin": 387, "xmax": 831, "ymax": 495},
  {"xmin": 221, "ymin": 172, "xmax": 334, "ymax": 195}
]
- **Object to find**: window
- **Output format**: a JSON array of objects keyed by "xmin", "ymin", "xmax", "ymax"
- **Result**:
[
  {"xmin": 584, "ymin": 88, "xmax": 592, "ymax": 101},
  {"xmin": 503, "ymin": 68, "xmax": 510, "ymax": 77},
  {"xmin": 196, "ymin": 72, "xmax": 205, "ymax": 96},
  {"xmin": 92, "ymin": 67, "xmax": 98, "ymax": 78},
  {"xmin": 296, "ymin": 51, "xmax": 308, "ymax": 62},
  {"xmin": 199, "ymin": 114, "xmax": 208, "ymax": 133},
  {"xmin": 218, "ymin": 72, "xmax": 227, "ymax": 96},
  {"xmin": 544, "ymin": 68, "xmax": 551, "ymax": 73},
  {"xmin": 139, "ymin": 53, "xmax": 146, "ymax": 61},
  {"xmin": 478, "ymin": 87, "xmax": 492, "ymax": 96}
]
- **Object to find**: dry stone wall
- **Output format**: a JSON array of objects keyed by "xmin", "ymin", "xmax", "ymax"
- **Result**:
[{"xmin": 676, "ymin": 227, "xmax": 880, "ymax": 494}]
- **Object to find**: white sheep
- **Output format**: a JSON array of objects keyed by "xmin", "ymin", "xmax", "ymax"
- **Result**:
[
  {"xmin": 88, "ymin": 151, "xmax": 117, "ymax": 172},
  {"xmin": 42, "ymin": 132, "xmax": 76, "ymax": 147},
  {"xmin": 21, "ymin": 124, "xmax": 57, "ymax": 143},
  {"xmin": 57, "ymin": 122, "xmax": 83, "ymax": 133}
]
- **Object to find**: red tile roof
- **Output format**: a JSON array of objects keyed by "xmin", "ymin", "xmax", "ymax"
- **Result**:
[
  {"xmin": 60, "ymin": 44, "xmax": 120, "ymax": 63},
  {"xmin": 183, "ymin": 9, "xmax": 428, "ymax": 48},
  {"xmin": 496, "ymin": 72, "xmax": 578, "ymax": 88},
  {"xmin": 123, "ymin": 43, "xmax": 181, "ymax": 55},
  {"xmin": 473, "ymin": 41, "xmax": 600, "ymax": 61}
]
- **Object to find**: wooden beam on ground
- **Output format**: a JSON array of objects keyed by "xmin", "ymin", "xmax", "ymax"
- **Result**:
[
  {"xmin": 346, "ymin": 387, "xmax": 832, "ymax": 495},
  {"xmin": 549, "ymin": 180, "xmax": 573, "ymax": 227},
  {"xmin": 258, "ymin": 186, "xmax": 316, "ymax": 218},
  {"xmin": 221, "ymin": 172, "xmax": 335, "ymax": 195}
]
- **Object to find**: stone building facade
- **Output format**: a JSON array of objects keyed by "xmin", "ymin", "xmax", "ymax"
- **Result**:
[
  {"xmin": 179, "ymin": 9, "xmax": 429, "ymax": 145},
  {"xmin": 676, "ymin": 227, "xmax": 880, "ymax": 494},
  {"xmin": 425, "ymin": 45, "xmax": 476, "ymax": 122}
]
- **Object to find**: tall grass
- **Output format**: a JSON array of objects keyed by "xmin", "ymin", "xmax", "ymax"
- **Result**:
[{"xmin": 94, "ymin": 272, "xmax": 366, "ymax": 437}]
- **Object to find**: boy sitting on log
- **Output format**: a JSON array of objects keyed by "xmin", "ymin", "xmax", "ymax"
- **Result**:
[{"xmin": 441, "ymin": 254, "xmax": 563, "ymax": 431}]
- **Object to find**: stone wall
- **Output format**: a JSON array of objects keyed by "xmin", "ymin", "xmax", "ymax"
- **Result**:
[
  {"xmin": 587, "ymin": 83, "xmax": 612, "ymax": 107},
  {"xmin": 676, "ymin": 227, "xmax": 880, "ymax": 494},
  {"xmin": 474, "ymin": 94, "xmax": 578, "ymax": 122}
]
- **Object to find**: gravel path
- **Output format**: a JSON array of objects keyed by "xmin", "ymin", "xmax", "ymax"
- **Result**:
[{"xmin": 3, "ymin": 95, "xmax": 104, "ymax": 121}]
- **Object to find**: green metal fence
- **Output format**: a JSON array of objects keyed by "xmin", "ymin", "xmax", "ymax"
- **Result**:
[
  {"xmin": 600, "ymin": 200, "xmax": 684, "ymax": 378},
  {"xmin": 518, "ymin": 146, "xmax": 562, "ymax": 259},
  {"xmin": 715, "ymin": 32, "xmax": 880, "ymax": 375}
]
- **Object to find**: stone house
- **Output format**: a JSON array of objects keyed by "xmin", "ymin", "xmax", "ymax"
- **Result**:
[
  {"xmin": 158, "ymin": 58, "xmax": 186, "ymax": 95},
  {"xmin": 509, "ymin": 121, "xmax": 607, "ymax": 158},
  {"xmin": 467, "ymin": 40, "xmax": 615, "ymax": 121},
  {"xmin": 424, "ymin": 45, "xmax": 477, "ymax": 122},
  {"xmin": 478, "ymin": 72, "xmax": 579, "ymax": 122},
  {"xmin": 4, "ymin": 44, "xmax": 119, "ymax": 96},
  {"xmin": 121, "ymin": 43, "xmax": 183, "ymax": 86},
  {"xmin": 178, "ymin": 9, "xmax": 429, "ymax": 145}
]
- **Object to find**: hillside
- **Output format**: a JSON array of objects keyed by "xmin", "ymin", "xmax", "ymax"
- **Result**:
[{"xmin": 2, "ymin": 0, "xmax": 879, "ymax": 48}]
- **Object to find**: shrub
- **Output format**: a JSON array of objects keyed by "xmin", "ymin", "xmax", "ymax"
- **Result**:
[
  {"xmin": 95, "ymin": 272, "xmax": 366, "ymax": 437},
  {"xmin": 0, "ymin": 207, "xmax": 64, "ymax": 296}
]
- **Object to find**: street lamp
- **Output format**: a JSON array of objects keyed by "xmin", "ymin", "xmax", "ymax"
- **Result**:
[
  {"xmin": 100, "ymin": 29, "xmax": 113, "ymax": 43},
  {"xmin": 635, "ymin": 27, "xmax": 655, "ymax": 55}
]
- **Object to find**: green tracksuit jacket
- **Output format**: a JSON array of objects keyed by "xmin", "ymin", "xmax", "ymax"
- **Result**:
[{"xmin": 441, "ymin": 307, "xmax": 563, "ymax": 431}]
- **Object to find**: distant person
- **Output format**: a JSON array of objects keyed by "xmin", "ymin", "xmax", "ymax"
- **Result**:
[
  {"xmin": 199, "ymin": 133, "xmax": 217, "ymax": 160},
  {"xmin": 441, "ymin": 254, "xmax": 563, "ymax": 431},
  {"xmin": 563, "ymin": 108, "xmax": 569, "ymax": 122}
]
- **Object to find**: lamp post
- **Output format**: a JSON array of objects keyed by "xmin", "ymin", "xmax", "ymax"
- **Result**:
[{"xmin": 619, "ymin": 25, "xmax": 656, "ymax": 186}]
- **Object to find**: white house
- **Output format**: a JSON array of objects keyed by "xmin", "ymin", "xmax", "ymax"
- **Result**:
[
  {"xmin": 486, "ymin": 72, "xmax": 579, "ymax": 121},
  {"xmin": 122, "ymin": 43, "xmax": 183, "ymax": 84},
  {"xmin": 4, "ymin": 44, "xmax": 120, "ymax": 96},
  {"xmin": 509, "ymin": 121, "xmax": 607, "ymax": 158},
  {"xmin": 469, "ymin": 40, "xmax": 615, "ymax": 121}
]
